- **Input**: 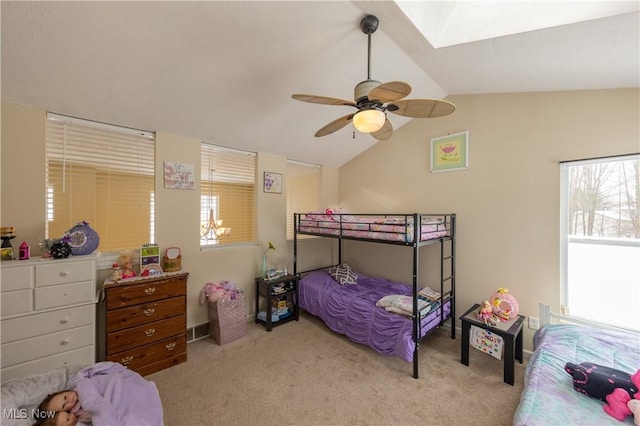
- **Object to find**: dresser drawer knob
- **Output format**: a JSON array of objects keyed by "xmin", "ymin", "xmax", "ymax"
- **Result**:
[
  {"xmin": 60, "ymin": 271, "xmax": 69, "ymax": 277},
  {"xmin": 60, "ymin": 339, "xmax": 69, "ymax": 346},
  {"xmin": 166, "ymin": 342, "xmax": 176, "ymax": 351},
  {"xmin": 144, "ymin": 328, "xmax": 156, "ymax": 337},
  {"xmin": 144, "ymin": 287, "xmax": 156, "ymax": 295},
  {"xmin": 121, "ymin": 356, "xmax": 134, "ymax": 366},
  {"xmin": 143, "ymin": 308, "xmax": 155, "ymax": 317},
  {"xmin": 60, "ymin": 318, "xmax": 69, "ymax": 324}
]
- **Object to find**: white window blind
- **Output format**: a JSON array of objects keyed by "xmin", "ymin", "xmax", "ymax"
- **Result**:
[
  {"xmin": 46, "ymin": 113, "xmax": 155, "ymax": 251},
  {"xmin": 200, "ymin": 143, "xmax": 256, "ymax": 246},
  {"xmin": 286, "ymin": 160, "xmax": 321, "ymax": 240}
]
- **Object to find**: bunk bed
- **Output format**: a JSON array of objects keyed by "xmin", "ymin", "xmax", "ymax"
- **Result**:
[{"xmin": 293, "ymin": 212, "xmax": 456, "ymax": 378}]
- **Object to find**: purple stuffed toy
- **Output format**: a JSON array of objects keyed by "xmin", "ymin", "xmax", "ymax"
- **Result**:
[{"xmin": 565, "ymin": 361, "xmax": 640, "ymax": 421}]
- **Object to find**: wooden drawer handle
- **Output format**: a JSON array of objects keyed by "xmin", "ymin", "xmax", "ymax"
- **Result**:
[
  {"xmin": 121, "ymin": 356, "xmax": 134, "ymax": 366},
  {"xmin": 144, "ymin": 287, "xmax": 156, "ymax": 295},
  {"xmin": 166, "ymin": 342, "xmax": 176, "ymax": 351},
  {"xmin": 144, "ymin": 328, "xmax": 156, "ymax": 337},
  {"xmin": 143, "ymin": 308, "xmax": 155, "ymax": 316}
]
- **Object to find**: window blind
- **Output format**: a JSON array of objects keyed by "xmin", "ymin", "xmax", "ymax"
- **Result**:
[
  {"xmin": 286, "ymin": 160, "xmax": 321, "ymax": 240},
  {"xmin": 200, "ymin": 142, "xmax": 256, "ymax": 246},
  {"xmin": 46, "ymin": 113, "xmax": 155, "ymax": 251}
]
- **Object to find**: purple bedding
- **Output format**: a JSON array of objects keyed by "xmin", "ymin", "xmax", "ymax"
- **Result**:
[
  {"xmin": 69, "ymin": 361, "xmax": 163, "ymax": 426},
  {"xmin": 299, "ymin": 270, "xmax": 451, "ymax": 362},
  {"xmin": 513, "ymin": 324, "xmax": 640, "ymax": 425}
]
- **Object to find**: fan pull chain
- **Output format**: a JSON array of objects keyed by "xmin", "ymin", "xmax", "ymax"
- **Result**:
[{"xmin": 367, "ymin": 33, "xmax": 371, "ymax": 80}]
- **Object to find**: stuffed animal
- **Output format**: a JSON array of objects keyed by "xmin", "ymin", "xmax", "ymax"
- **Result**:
[
  {"xmin": 199, "ymin": 281, "xmax": 242, "ymax": 304},
  {"xmin": 565, "ymin": 361, "xmax": 640, "ymax": 422},
  {"xmin": 628, "ymin": 399, "xmax": 640, "ymax": 426}
]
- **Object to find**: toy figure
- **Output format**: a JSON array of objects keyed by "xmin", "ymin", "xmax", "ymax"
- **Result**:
[
  {"xmin": 35, "ymin": 389, "xmax": 91, "ymax": 425},
  {"xmin": 477, "ymin": 300, "xmax": 497, "ymax": 326},
  {"xmin": 117, "ymin": 250, "xmax": 137, "ymax": 279}
]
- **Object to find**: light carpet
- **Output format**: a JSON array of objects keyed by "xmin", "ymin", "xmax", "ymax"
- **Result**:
[{"xmin": 148, "ymin": 311, "xmax": 526, "ymax": 425}]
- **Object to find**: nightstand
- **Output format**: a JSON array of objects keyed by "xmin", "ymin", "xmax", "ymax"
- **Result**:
[
  {"xmin": 255, "ymin": 274, "xmax": 299, "ymax": 331},
  {"xmin": 460, "ymin": 303, "xmax": 525, "ymax": 385}
]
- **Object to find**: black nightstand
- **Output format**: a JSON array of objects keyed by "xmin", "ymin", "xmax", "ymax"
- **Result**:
[
  {"xmin": 460, "ymin": 303, "xmax": 525, "ymax": 385},
  {"xmin": 255, "ymin": 274, "xmax": 299, "ymax": 331}
]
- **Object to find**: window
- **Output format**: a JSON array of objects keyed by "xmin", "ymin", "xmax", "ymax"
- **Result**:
[
  {"xmin": 46, "ymin": 113, "xmax": 155, "ymax": 251},
  {"xmin": 560, "ymin": 154, "xmax": 639, "ymax": 331},
  {"xmin": 200, "ymin": 143, "xmax": 256, "ymax": 247},
  {"xmin": 286, "ymin": 160, "xmax": 320, "ymax": 240}
]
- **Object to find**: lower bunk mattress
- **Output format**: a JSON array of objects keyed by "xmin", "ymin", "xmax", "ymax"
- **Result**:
[
  {"xmin": 299, "ymin": 269, "xmax": 451, "ymax": 362},
  {"xmin": 513, "ymin": 324, "xmax": 640, "ymax": 425}
]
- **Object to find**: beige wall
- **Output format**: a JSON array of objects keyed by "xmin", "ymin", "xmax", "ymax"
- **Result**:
[
  {"xmin": 338, "ymin": 89, "xmax": 639, "ymax": 350},
  {"xmin": 1, "ymin": 102, "xmax": 339, "ymax": 328}
]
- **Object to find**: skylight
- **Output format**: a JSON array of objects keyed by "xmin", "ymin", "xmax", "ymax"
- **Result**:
[{"xmin": 395, "ymin": 1, "xmax": 640, "ymax": 48}]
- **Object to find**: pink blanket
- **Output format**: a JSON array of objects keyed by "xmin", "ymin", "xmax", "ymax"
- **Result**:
[{"xmin": 69, "ymin": 362, "xmax": 163, "ymax": 426}]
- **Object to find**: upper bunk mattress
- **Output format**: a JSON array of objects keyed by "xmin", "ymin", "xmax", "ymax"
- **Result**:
[{"xmin": 296, "ymin": 213, "xmax": 449, "ymax": 243}]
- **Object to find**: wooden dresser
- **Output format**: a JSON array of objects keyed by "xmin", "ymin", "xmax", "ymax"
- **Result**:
[
  {"xmin": 1, "ymin": 255, "xmax": 98, "ymax": 382},
  {"xmin": 103, "ymin": 272, "xmax": 188, "ymax": 376}
]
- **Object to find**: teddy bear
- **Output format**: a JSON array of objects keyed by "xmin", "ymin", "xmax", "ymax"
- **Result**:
[
  {"xmin": 199, "ymin": 281, "xmax": 242, "ymax": 304},
  {"xmin": 565, "ymin": 361, "xmax": 639, "ymax": 422}
]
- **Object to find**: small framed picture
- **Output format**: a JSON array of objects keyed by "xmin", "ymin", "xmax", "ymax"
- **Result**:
[
  {"xmin": 430, "ymin": 130, "xmax": 469, "ymax": 173},
  {"xmin": 263, "ymin": 172, "xmax": 282, "ymax": 193}
]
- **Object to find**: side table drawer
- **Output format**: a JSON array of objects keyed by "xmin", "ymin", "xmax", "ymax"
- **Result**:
[
  {"xmin": 1, "ymin": 304, "xmax": 94, "ymax": 344},
  {"xmin": 106, "ymin": 277, "xmax": 186, "ymax": 309},
  {"xmin": 1, "ymin": 324, "xmax": 94, "ymax": 368},
  {"xmin": 107, "ymin": 315, "xmax": 186, "ymax": 355},
  {"xmin": 107, "ymin": 335, "xmax": 186, "ymax": 372},
  {"xmin": 35, "ymin": 281, "xmax": 95, "ymax": 310},
  {"xmin": 106, "ymin": 296, "xmax": 185, "ymax": 332}
]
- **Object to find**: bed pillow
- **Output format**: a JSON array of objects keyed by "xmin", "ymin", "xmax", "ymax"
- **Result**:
[
  {"xmin": 328, "ymin": 263, "xmax": 358, "ymax": 285},
  {"xmin": 376, "ymin": 295, "xmax": 428, "ymax": 313}
]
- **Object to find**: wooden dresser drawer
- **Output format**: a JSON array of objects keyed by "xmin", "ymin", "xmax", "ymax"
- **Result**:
[
  {"xmin": 1, "ymin": 289, "xmax": 32, "ymax": 318},
  {"xmin": 106, "ymin": 296, "xmax": 185, "ymax": 332},
  {"xmin": 1, "ymin": 324, "xmax": 94, "ymax": 368},
  {"xmin": 1, "ymin": 346, "xmax": 94, "ymax": 383},
  {"xmin": 106, "ymin": 276, "xmax": 187, "ymax": 309},
  {"xmin": 35, "ymin": 281, "xmax": 95, "ymax": 310},
  {"xmin": 2, "ymin": 304, "xmax": 95, "ymax": 344},
  {"xmin": 107, "ymin": 315, "xmax": 186, "ymax": 355},
  {"xmin": 1, "ymin": 266, "xmax": 33, "ymax": 291},
  {"xmin": 35, "ymin": 260, "xmax": 94, "ymax": 287},
  {"xmin": 107, "ymin": 335, "xmax": 186, "ymax": 372}
]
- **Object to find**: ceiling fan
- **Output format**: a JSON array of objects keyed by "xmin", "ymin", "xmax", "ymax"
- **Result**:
[{"xmin": 292, "ymin": 14, "xmax": 455, "ymax": 141}]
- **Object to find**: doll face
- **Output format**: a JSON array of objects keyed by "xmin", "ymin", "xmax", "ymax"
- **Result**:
[
  {"xmin": 53, "ymin": 411, "xmax": 78, "ymax": 426},
  {"xmin": 48, "ymin": 390, "xmax": 78, "ymax": 412}
]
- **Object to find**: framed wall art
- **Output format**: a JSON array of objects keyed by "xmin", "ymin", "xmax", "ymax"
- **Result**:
[
  {"xmin": 430, "ymin": 130, "xmax": 469, "ymax": 173},
  {"xmin": 263, "ymin": 172, "xmax": 282, "ymax": 193},
  {"xmin": 164, "ymin": 161, "xmax": 195, "ymax": 189}
]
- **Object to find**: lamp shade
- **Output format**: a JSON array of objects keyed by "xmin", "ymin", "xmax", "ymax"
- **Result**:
[{"xmin": 353, "ymin": 109, "xmax": 385, "ymax": 133}]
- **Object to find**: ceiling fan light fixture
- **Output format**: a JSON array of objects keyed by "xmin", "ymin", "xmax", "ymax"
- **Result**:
[{"xmin": 353, "ymin": 109, "xmax": 385, "ymax": 133}]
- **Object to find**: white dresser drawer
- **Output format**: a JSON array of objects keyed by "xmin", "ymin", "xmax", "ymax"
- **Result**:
[
  {"xmin": 34, "ymin": 281, "xmax": 94, "ymax": 310},
  {"xmin": 1, "ymin": 266, "xmax": 33, "ymax": 291},
  {"xmin": 0, "ymin": 289, "xmax": 32, "ymax": 318},
  {"xmin": 1, "ymin": 304, "xmax": 95, "ymax": 344},
  {"xmin": 1, "ymin": 324, "xmax": 94, "ymax": 368},
  {"xmin": 35, "ymin": 260, "xmax": 94, "ymax": 287},
  {"xmin": 0, "ymin": 346, "xmax": 94, "ymax": 383}
]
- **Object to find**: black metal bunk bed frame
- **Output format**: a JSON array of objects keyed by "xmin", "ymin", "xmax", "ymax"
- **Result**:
[{"xmin": 293, "ymin": 212, "xmax": 456, "ymax": 378}]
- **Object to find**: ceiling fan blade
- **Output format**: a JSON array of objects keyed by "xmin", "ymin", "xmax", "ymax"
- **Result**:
[
  {"xmin": 371, "ymin": 119, "xmax": 393, "ymax": 141},
  {"xmin": 368, "ymin": 81, "xmax": 411, "ymax": 103},
  {"xmin": 292, "ymin": 94, "xmax": 356, "ymax": 107},
  {"xmin": 388, "ymin": 99, "xmax": 456, "ymax": 118},
  {"xmin": 315, "ymin": 113, "xmax": 354, "ymax": 137}
]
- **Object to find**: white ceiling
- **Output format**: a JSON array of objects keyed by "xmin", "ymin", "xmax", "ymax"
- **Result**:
[{"xmin": 2, "ymin": 1, "xmax": 638, "ymax": 167}]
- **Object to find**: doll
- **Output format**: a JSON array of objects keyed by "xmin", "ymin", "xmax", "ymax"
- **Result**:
[
  {"xmin": 117, "ymin": 250, "xmax": 137, "ymax": 279},
  {"xmin": 477, "ymin": 300, "xmax": 497, "ymax": 326},
  {"xmin": 35, "ymin": 389, "xmax": 91, "ymax": 425}
]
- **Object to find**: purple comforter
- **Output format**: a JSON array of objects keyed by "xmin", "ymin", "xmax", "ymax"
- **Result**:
[
  {"xmin": 69, "ymin": 362, "xmax": 163, "ymax": 426},
  {"xmin": 299, "ymin": 270, "xmax": 451, "ymax": 362}
]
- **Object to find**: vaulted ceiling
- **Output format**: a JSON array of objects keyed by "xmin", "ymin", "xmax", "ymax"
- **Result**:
[{"xmin": 2, "ymin": 1, "xmax": 638, "ymax": 167}]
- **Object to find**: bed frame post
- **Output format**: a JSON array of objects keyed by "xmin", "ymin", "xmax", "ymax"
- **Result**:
[
  {"xmin": 450, "ymin": 213, "xmax": 456, "ymax": 338},
  {"xmin": 293, "ymin": 213, "xmax": 298, "ymax": 275},
  {"xmin": 412, "ymin": 213, "xmax": 419, "ymax": 379}
]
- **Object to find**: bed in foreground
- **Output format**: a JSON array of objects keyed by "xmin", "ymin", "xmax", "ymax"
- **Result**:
[{"xmin": 513, "ymin": 322, "xmax": 640, "ymax": 425}]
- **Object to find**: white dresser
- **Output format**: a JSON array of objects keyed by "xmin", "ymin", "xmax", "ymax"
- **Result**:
[{"xmin": 1, "ymin": 255, "xmax": 99, "ymax": 382}]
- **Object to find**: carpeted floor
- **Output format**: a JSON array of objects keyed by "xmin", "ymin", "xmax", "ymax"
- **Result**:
[{"xmin": 148, "ymin": 311, "xmax": 526, "ymax": 426}]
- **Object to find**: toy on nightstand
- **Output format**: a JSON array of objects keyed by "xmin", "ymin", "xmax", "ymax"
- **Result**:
[
  {"xmin": 117, "ymin": 250, "xmax": 137, "ymax": 279},
  {"xmin": 477, "ymin": 300, "xmax": 498, "ymax": 326}
]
